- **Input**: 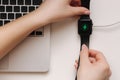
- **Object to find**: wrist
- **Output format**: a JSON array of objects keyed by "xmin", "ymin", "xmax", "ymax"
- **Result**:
[{"xmin": 27, "ymin": 8, "xmax": 51, "ymax": 30}]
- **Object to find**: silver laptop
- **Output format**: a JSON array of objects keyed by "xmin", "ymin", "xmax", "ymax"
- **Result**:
[{"xmin": 0, "ymin": 0, "xmax": 50, "ymax": 72}]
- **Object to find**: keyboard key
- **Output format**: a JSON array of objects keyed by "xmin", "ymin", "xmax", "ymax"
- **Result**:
[
  {"xmin": 23, "ymin": 13, "xmax": 27, "ymax": 16},
  {"xmin": 36, "ymin": 6, "xmax": 39, "ymax": 9},
  {"xmin": 18, "ymin": 0, "xmax": 24, "ymax": 5},
  {"xmin": 29, "ymin": 6, "xmax": 35, "ymax": 12},
  {"xmin": 0, "ymin": 13, "xmax": 6, "ymax": 19},
  {"xmin": 0, "ymin": 6, "xmax": 5, "ymax": 12},
  {"xmin": 8, "ymin": 13, "xmax": 14, "ymax": 19},
  {"xmin": 36, "ymin": 31, "xmax": 42, "ymax": 35},
  {"xmin": 25, "ymin": 0, "xmax": 31, "ymax": 5},
  {"xmin": 21, "ymin": 6, "xmax": 27, "ymax": 12},
  {"xmin": 10, "ymin": 0, "xmax": 16, "ymax": 5},
  {"xmin": 0, "ymin": 20, "xmax": 3, "ymax": 26},
  {"xmin": 2, "ymin": 0, "xmax": 8, "ymax": 5},
  {"xmin": 30, "ymin": 31, "xmax": 35, "ymax": 36},
  {"xmin": 6, "ymin": 6, "xmax": 12, "ymax": 12},
  {"xmin": 16, "ymin": 13, "xmax": 22, "ymax": 19},
  {"xmin": 14, "ymin": 6, "xmax": 20, "ymax": 12},
  {"xmin": 33, "ymin": 0, "xmax": 42, "ymax": 5},
  {"xmin": 4, "ymin": 20, "xmax": 10, "ymax": 24}
]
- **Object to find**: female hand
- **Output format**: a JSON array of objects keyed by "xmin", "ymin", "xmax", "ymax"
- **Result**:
[
  {"xmin": 75, "ymin": 45, "xmax": 112, "ymax": 80},
  {"xmin": 0, "ymin": 0, "xmax": 89, "ymax": 59},
  {"xmin": 36, "ymin": 0, "xmax": 90, "ymax": 24}
]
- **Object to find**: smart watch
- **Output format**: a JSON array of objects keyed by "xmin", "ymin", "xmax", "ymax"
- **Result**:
[
  {"xmin": 75, "ymin": 0, "xmax": 93, "ymax": 80},
  {"xmin": 78, "ymin": 15, "xmax": 93, "ymax": 47},
  {"xmin": 78, "ymin": 16, "xmax": 92, "ymax": 36}
]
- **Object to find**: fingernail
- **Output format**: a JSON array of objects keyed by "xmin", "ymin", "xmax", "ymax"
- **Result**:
[
  {"xmin": 82, "ymin": 44, "xmax": 86, "ymax": 50},
  {"xmin": 84, "ymin": 10, "xmax": 90, "ymax": 14}
]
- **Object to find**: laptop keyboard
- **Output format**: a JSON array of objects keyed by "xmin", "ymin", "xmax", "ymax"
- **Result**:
[{"xmin": 0, "ymin": 0, "xmax": 43, "ymax": 36}]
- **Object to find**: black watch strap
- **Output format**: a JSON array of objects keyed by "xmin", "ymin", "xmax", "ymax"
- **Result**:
[
  {"xmin": 75, "ymin": 35, "xmax": 90, "ymax": 80},
  {"xmin": 80, "ymin": 0, "xmax": 91, "ymax": 23},
  {"xmin": 81, "ymin": 0, "xmax": 90, "ymax": 9},
  {"xmin": 78, "ymin": 35, "xmax": 90, "ymax": 68},
  {"xmin": 80, "ymin": 35, "xmax": 90, "ymax": 49},
  {"xmin": 75, "ymin": 0, "xmax": 91, "ymax": 80},
  {"xmin": 78, "ymin": 35, "xmax": 90, "ymax": 67},
  {"xmin": 80, "ymin": 15, "xmax": 90, "ymax": 20}
]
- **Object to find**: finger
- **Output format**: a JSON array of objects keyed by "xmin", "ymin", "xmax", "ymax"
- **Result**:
[
  {"xmin": 72, "ymin": 16, "xmax": 80, "ymax": 19},
  {"xmin": 75, "ymin": 60, "xmax": 78, "ymax": 64},
  {"xmin": 70, "ymin": 0, "xmax": 80, "ymax": 6},
  {"xmin": 70, "ymin": 7, "xmax": 90, "ymax": 16},
  {"xmin": 105, "ymin": 77, "xmax": 109, "ymax": 80},
  {"xmin": 108, "ymin": 68, "xmax": 112, "ymax": 77},
  {"xmin": 74, "ymin": 60, "xmax": 78, "ymax": 69},
  {"xmin": 89, "ymin": 49, "xmax": 107, "ymax": 62},
  {"xmin": 80, "ymin": 44, "xmax": 90, "ymax": 64},
  {"xmin": 74, "ymin": 64, "xmax": 78, "ymax": 69},
  {"xmin": 89, "ymin": 57, "xmax": 96, "ymax": 63}
]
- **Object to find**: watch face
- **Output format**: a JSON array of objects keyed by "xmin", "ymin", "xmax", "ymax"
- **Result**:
[{"xmin": 78, "ymin": 19, "xmax": 92, "ymax": 35}]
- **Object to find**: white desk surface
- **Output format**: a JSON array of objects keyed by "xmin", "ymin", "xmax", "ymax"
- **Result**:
[{"xmin": 1, "ymin": 0, "xmax": 120, "ymax": 79}]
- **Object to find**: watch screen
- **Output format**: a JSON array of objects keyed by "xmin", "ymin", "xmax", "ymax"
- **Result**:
[
  {"xmin": 78, "ymin": 20, "xmax": 92, "ymax": 35},
  {"xmin": 81, "ymin": 23, "xmax": 89, "ymax": 31}
]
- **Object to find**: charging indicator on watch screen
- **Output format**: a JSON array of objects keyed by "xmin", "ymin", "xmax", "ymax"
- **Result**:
[
  {"xmin": 78, "ymin": 19, "xmax": 93, "ymax": 35},
  {"xmin": 82, "ymin": 24, "xmax": 88, "ymax": 31}
]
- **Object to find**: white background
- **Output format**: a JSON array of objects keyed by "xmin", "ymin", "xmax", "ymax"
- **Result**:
[{"xmin": 1, "ymin": 0, "xmax": 120, "ymax": 80}]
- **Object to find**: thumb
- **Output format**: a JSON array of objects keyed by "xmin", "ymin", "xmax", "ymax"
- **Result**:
[
  {"xmin": 70, "ymin": 7, "xmax": 90, "ymax": 16},
  {"xmin": 80, "ymin": 44, "xmax": 90, "ymax": 65}
]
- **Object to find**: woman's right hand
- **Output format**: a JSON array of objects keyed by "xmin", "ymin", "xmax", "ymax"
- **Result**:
[
  {"xmin": 35, "ymin": 0, "xmax": 89, "ymax": 24},
  {"xmin": 75, "ymin": 45, "xmax": 112, "ymax": 80}
]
